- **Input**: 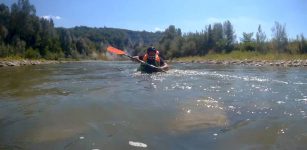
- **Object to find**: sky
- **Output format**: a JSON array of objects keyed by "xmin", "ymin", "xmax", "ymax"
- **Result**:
[{"xmin": 2, "ymin": 0, "xmax": 307, "ymax": 40}]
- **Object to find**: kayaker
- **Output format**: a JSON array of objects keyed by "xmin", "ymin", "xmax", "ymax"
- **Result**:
[{"xmin": 132, "ymin": 46, "xmax": 169, "ymax": 73}]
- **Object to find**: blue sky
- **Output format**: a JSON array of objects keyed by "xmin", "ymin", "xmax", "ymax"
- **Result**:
[{"xmin": 3, "ymin": 0, "xmax": 307, "ymax": 40}]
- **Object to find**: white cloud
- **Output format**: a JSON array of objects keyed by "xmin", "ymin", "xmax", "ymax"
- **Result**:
[
  {"xmin": 154, "ymin": 27, "xmax": 164, "ymax": 32},
  {"xmin": 41, "ymin": 15, "xmax": 62, "ymax": 20},
  {"xmin": 54, "ymin": 16, "xmax": 61, "ymax": 20}
]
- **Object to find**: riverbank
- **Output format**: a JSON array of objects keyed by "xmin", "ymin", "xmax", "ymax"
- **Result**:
[
  {"xmin": 0, "ymin": 59, "xmax": 109, "ymax": 67},
  {"xmin": 2, "ymin": 52, "xmax": 307, "ymax": 68},
  {"xmin": 0, "ymin": 59, "xmax": 61, "ymax": 67},
  {"xmin": 172, "ymin": 52, "xmax": 307, "ymax": 67},
  {"xmin": 170, "ymin": 59, "xmax": 307, "ymax": 67},
  {"xmin": 2, "ymin": 59, "xmax": 307, "ymax": 68}
]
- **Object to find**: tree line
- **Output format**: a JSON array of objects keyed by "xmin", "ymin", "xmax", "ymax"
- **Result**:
[
  {"xmin": 1, "ymin": 0, "xmax": 306, "ymax": 60},
  {"xmin": 0, "ymin": 0, "xmax": 163, "ymax": 59},
  {"xmin": 152, "ymin": 22, "xmax": 307, "ymax": 59}
]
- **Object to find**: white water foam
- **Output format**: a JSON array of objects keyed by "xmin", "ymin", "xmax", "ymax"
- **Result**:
[
  {"xmin": 293, "ymin": 82, "xmax": 307, "ymax": 85},
  {"xmin": 132, "ymin": 69, "xmax": 289, "ymax": 86},
  {"xmin": 165, "ymin": 69, "xmax": 289, "ymax": 84},
  {"xmin": 129, "ymin": 141, "xmax": 148, "ymax": 148}
]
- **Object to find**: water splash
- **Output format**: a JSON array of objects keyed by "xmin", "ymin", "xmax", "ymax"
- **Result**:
[{"xmin": 165, "ymin": 69, "xmax": 289, "ymax": 84}]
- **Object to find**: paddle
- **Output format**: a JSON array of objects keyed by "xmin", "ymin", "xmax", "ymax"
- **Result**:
[{"xmin": 106, "ymin": 46, "xmax": 166, "ymax": 72}]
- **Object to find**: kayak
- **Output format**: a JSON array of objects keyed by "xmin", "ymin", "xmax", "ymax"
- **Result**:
[
  {"xmin": 137, "ymin": 64, "xmax": 167, "ymax": 73},
  {"xmin": 106, "ymin": 46, "xmax": 168, "ymax": 73}
]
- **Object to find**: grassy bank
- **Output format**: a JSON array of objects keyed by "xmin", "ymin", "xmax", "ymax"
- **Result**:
[{"xmin": 174, "ymin": 51, "xmax": 307, "ymax": 62}]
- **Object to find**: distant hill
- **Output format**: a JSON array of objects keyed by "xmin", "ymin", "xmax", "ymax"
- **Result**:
[{"xmin": 62, "ymin": 26, "xmax": 164, "ymax": 54}]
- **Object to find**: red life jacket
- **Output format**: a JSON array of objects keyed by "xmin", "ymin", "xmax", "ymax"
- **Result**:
[{"xmin": 143, "ymin": 53, "xmax": 160, "ymax": 66}]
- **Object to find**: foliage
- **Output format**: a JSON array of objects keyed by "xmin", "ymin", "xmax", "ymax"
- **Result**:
[
  {"xmin": 271, "ymin": 22, "xmax": 288, "ymax": 53},
  {"xmin": 240, "ymin": 32, "xmax": 256, "ymax": 51},
  {"xmin": 0, "ymin": 0, "xmax": 164, "ymax": 60},
  {"xmin": 256, "ymin": 25, "xmax": 267, "ymax": 53},
  {"xmin": 0, "ymin": 1, "xmax": 306, "ymax": 61},
  {"xmin": 25, "ymin": 47, "xmax": 40, "ymax": 59}
]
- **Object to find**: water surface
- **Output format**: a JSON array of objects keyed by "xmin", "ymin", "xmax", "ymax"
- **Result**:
[{"xmin": 0, "ymin": 61, "xmax": 307, "ymax": 149}]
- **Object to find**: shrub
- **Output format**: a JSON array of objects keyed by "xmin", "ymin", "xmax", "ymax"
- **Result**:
[{"xmin": 25, "ymin": 48, "xmax": 41, "ymax": 59}]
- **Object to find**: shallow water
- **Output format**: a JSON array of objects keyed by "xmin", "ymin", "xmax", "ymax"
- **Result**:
[{"xmin": 0, "ymin": 61, "xmax": 307, "ymax": 149}]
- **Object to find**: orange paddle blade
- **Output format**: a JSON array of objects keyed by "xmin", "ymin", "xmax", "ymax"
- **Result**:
[{"xmin": 107, "ymin": 46, "xmax": 126, "ymax": 55}]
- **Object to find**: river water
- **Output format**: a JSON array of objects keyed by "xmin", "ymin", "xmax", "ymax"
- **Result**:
[{"xmin": 0, "ymin": 61, "xmax": 307, "ymax": 150}]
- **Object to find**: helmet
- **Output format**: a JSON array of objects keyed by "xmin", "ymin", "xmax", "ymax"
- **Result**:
[{"xmin": 147, "ymin": 47, "xmax": 156, "ymax": 52}]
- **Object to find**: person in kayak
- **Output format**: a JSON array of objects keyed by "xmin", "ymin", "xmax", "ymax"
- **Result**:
[{"xmin": 132, "ymin": 46, "xmax": 168, "ymax": 73}]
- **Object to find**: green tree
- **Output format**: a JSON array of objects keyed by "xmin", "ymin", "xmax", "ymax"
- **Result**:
[
  {"xmin": 25, "ymin": 47, "xmax": 40, "ymax": 59},
  {"xmin": 194, "ymin": 30, "xmax": 209, "ymax": 55},
  {"xmin": 76, "ymin": 38, "xmax": 94, "ymax": 56},
  {"xmin": 10, "ymin": 0, "xmax": 37, "ymax": 44},
  {"xmin": 159, "ymin": 25, "xmax": 183, "ymax": 58},
  {"xmin": 37, "ymin": 18, "xmax": 60, "ymax": 57},
  {"xmin": 212, "ymin": 23, "xmax": 224, "ymax": 53},
  {"xmin": 240, "ymin": 32, "xmax": 255, "ymax": 51},
  {"xmin": 0, "ymin": 4, "xmax": 10, "ymax": 43},
  {"xmin": 223, "ymin": 20, "xmax": 235, "ymax": 53},
  {"xmin": 271, "ymin": 21, "xmax": 288, "ymax": 53},
  {"xmin": 168, "ymin": 36, "xmax": 184, "ymax": 58},
  {"xmin": 12, "ymin": 35, "xmax": 26, "ymax": 56},
  {"xmin": 0, "ymin": 43, "xmax": 10, "ymax": 57},
  {"xmin": 0, "ymin": 25, "xmax": 8, "ymax": 43},
  {"xmin": 207, "ymin": 24, "xmax": 214, "ymax": 50},
  {"xmin": 0, "ymin": 4, "xmax": 10, "ymax": 26},
  {"xmin": 256, "ymin": 25, "xmax": 267, "ymax": 53},
  {"xmin": 299, "ymin": 34, "xmax": 307, "ymax": 54},
  {"xmin": 181, "ymin": 39, "xmax": 197, "ymax": 56},
  {"xmin": 58, "ymin": 28, "xmax": 74, "ymax": 57}
]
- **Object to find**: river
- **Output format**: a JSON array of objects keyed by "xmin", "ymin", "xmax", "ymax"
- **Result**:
[{"xmin": 0, "ymin": 61, "xmax": 307, "ymax": 149}]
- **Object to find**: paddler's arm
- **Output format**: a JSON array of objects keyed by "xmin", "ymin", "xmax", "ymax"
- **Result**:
[
  {"xmin": 131, "ymin": 56, "xmax": 141, "ymax": 62},
  {"xmin": 159, "ymin": 59, "xmax": 169, "ymax": 71},
  {"xmin": 159, "ymin": 63, "xmax": 168, "ymax": 71}
]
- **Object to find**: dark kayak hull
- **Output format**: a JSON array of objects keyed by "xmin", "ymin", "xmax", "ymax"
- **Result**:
[{"xmin": 137, "ymin": 66, "xmax": 165, "ymax": 73}]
